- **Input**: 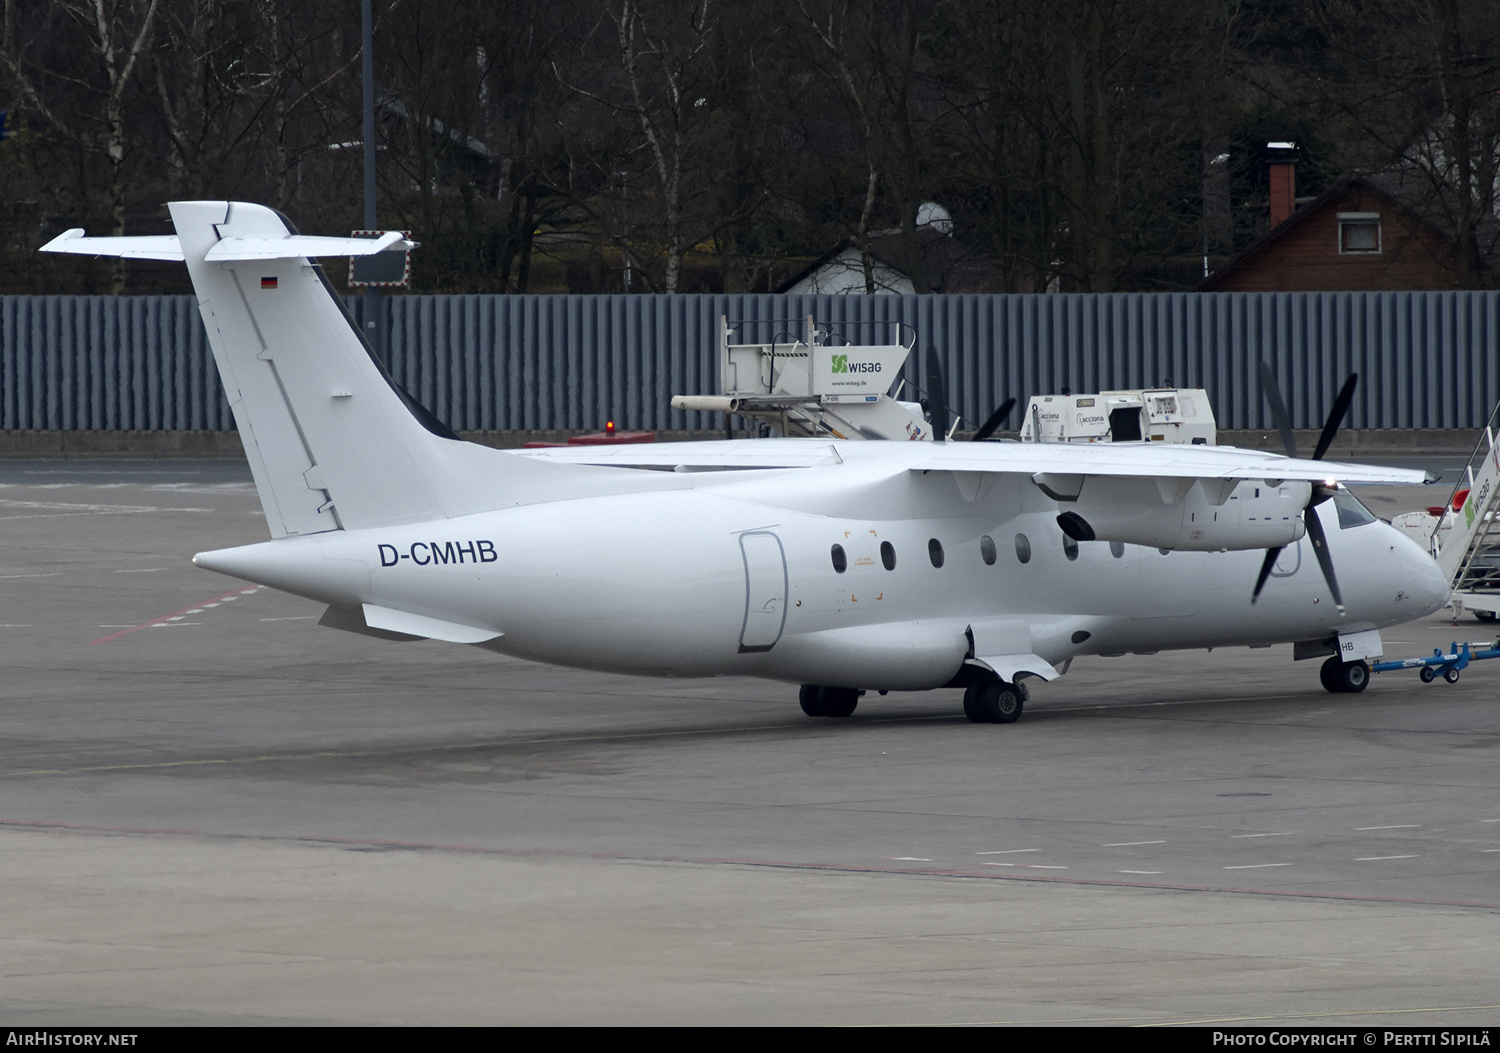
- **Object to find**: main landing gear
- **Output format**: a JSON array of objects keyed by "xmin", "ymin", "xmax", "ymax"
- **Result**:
[
  {"xmin": 1319, "ymin": 656, "xmax": 1370, "ymax": 693},
  {"xmin": 963, "ymin": 678, "xmax": 1028, "ymax": 724},
  {"xmin": 799, "ymin": 684, "xmax": 861, "ymax": 718},
  {"xmin": 797, "ymin": 679, "xmax": 1031, "ymax": 723}
]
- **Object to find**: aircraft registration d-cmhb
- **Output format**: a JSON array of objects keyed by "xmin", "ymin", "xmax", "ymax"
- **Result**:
[{"xmin": 43, "ymin": 202, "xmax": 1450, "ymax": 723}]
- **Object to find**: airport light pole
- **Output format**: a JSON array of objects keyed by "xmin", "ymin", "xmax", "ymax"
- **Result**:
[
  {"xmin": 362, "ymin": 0, "xmax": 383, "ymax": 364},
  {"xmin": 618, "ymin": 169, "xmax": 631, "ymax": 293}
]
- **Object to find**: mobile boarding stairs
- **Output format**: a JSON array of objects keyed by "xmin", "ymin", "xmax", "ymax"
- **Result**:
[{"xmin": 1393, "ymin": 400, "xmax": 1500, "ymax": 623}]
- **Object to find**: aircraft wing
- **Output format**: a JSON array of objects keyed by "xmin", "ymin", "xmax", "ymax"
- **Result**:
[
  {"xmin": 904, "ymin": 441, "xmax": 1435, "ymax": 486},
  {"xmin": 513, "ymin": 440, "xmax": 843, "ymax": 471},
  {"xmin": 514, "ymin": 438, "xmax": 1434, "ymax": 486}
]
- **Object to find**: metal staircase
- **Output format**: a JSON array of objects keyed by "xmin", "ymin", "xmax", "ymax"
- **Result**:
[{"xmin": 1435, "ymin": 402, "xmax": 1500, "ymax": 619}]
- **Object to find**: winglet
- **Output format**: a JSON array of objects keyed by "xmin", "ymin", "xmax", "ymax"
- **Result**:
[{"xmin": 41, "ymin": 228, "xmax": 83, "ymax": 248}]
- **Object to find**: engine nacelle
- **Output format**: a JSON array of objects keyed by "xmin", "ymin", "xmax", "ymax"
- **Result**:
[{"xmin": 1044, "ymin": 475, "xmax": 1309, "ymax": 551}]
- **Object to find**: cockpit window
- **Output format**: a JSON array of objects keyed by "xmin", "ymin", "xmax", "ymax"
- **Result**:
[{"xmin": 1333, "ymin": 489, "xmax": 1377, "ymax": 529}]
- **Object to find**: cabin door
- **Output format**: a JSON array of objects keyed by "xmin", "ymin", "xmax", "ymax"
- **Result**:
[{"xmin": 739, "ymin": 531, "xmax": 788, "ymax": 653}]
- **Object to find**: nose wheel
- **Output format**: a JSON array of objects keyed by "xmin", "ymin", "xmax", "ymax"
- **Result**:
[{"xmin": 1319, "ymin": 656, "xmax": 1370, "ymax": 693}]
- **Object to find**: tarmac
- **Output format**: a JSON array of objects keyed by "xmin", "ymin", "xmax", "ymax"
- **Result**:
[{"xmin": 1, "ymin": 455, "xmax": 1497, "ymax": 1026}]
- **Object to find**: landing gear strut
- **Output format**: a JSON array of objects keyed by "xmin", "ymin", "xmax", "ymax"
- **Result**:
[
  {"xmin": 799, "ymin": 684, "xmax": 860, "ymax": 718},
  {"xmin": 963, "ymin": 678, "xmax": 1027, "ymax": 724},
  {"xmin": 1319, "ymin": 656, "xmax": 1370, "ymax": 693}
]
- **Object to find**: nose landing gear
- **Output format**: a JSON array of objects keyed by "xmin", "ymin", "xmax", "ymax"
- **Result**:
[{"xmin": 1319, "ymin": 656, "xmax": 1371, "ymax": 693}]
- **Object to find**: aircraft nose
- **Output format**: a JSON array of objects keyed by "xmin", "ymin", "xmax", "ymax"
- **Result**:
[{"xmin": 1395, "ymin": 530, "xmax": 1451, "ymax": 616}]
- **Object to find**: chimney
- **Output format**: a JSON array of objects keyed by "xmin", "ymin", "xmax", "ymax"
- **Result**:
[{"xmin": 1267, "ymin": 141, "xmax": 1298, "ymax": 228}]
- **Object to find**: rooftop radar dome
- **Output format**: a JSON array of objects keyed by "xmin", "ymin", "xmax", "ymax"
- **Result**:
[{"xmin": 916, "ymin": 201, "xmax": 953, "ymax": 235}]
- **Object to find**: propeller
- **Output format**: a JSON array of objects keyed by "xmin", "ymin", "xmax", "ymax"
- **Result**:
[
  {"xmin": 924, "ymin": 347, "xmax": 951, "ymax": 442},
  {"xmin": 972, "ymin": 397, "xmax": 1017, "ymax": 441},
  {"xmin": 1251, "ymin": 364, "xmax": 1359, "ymax": 612},
  {"xmin": 922, "ymin": 346, "xmax": 1015, "ymax": 442}
]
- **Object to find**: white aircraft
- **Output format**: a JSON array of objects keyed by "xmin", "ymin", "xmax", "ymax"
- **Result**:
[{"xmin": 43, "ymin": 202, "xmax": 1451, "ymax": 722}]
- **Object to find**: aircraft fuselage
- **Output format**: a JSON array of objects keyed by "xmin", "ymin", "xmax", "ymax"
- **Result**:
[{"xmin": 196, "ymin": 459, "xmax": 1450, "ymax": 691}]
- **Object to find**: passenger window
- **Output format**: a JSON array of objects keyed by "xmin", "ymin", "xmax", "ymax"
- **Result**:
[
  {"xmin": 1110, "ymin": 541, "xmax": 1125, "ymax": 558},
  {"xmin": 980, "ymin": 535, "xmax": 997, "ymax": 565},
  {"xmin": 1015, "ymin": 533, "xmax": 1031, "ymax": 564},
  {"xmin": 928, "ymin": 538, "xmax": 945, "ymax": 568},
  {"xmin": 1063, "ymin": 534, "xmax": 1079, "ymax": 561},
  {"xmin": 881, "ymin": 540, "xmax": 896, "ymax": 570},
  {"xmin": 831, "ymin": 544, "xmax": 847, "ymax": 573}
]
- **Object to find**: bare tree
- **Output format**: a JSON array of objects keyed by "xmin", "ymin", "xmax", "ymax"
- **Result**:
[
  {"xmin": 91, "ymin": 0, "xmax": 160, "ymax": 291},
  {"xmin": 1305, "ymin": 0, "xmax": 1500, "ymax": 287},
  {"xmin": 555, "ymin": 0, "xmax": 746, "ymax": 292},
  {"xmin": 795, "ymin": 0, "xmax": 886, "ymax": 292},
  {"xmin": 931, "ymin": 0, "xmax": 1060, "ymax": 291},
  {"xmin": 45, "ymin": 0, "xmax": 160, "ymax": 290}
]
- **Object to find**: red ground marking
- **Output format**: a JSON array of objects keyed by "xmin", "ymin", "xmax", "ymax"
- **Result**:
[{"xmin": 88, "ymin": 584, "xmax": 263, "ymax": 645}]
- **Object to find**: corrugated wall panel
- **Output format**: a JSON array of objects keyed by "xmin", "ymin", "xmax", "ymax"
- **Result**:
[{"xmin": 4, "ymin": 291, "xmax": 1499, "ymax": 433}]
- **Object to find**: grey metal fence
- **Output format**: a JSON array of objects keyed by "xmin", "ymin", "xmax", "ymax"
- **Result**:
[{"xmin": 3, "ymin": 291, "xmax": 1497, "ymax": 432}]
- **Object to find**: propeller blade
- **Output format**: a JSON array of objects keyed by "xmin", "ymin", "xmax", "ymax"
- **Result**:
[
  {"xmin": 925, "ymin": 346, "xmax": 950, "ymax": 443},
  {"xmin": 1303, "ymin": 503, "xmax": 1345, "ymax": 613},
  {"xmin": 1259, "ymin": 361, "xmax": 1297, "ymax": 459},
  {"xmin": 972, "ymin": 397, "xmax": 1017, "ymax": 441},
  {"xmin": 1252, "ymin": 546, "xmax": 1283, "ymax": 604},
  {"xmin": 1251, "ymin": 367, "xmax": 1356, "ymax": 612},
  {"xmin": 1312, "ymin": 373, "xmax": 1359, "ymax": 461}
]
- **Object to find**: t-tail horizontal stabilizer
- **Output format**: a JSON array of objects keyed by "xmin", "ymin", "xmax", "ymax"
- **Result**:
[{"xmin": 40, "ymin": 227, "xmax": 414, "ymax": 262}]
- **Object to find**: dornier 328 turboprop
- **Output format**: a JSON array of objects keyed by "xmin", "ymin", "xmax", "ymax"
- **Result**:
[{"xmin": 43, "ymin": 202, "xmax": 1451, "ymax": 723}]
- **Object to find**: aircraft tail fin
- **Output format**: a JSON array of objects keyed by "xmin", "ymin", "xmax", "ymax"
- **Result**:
[
  {"xmin": 45, "ymin": 201, "xmax": 671, "ymax": 538},
  {"xmin": 168, "ymin": 201, "xmax": 483, "ymax": 536}
]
